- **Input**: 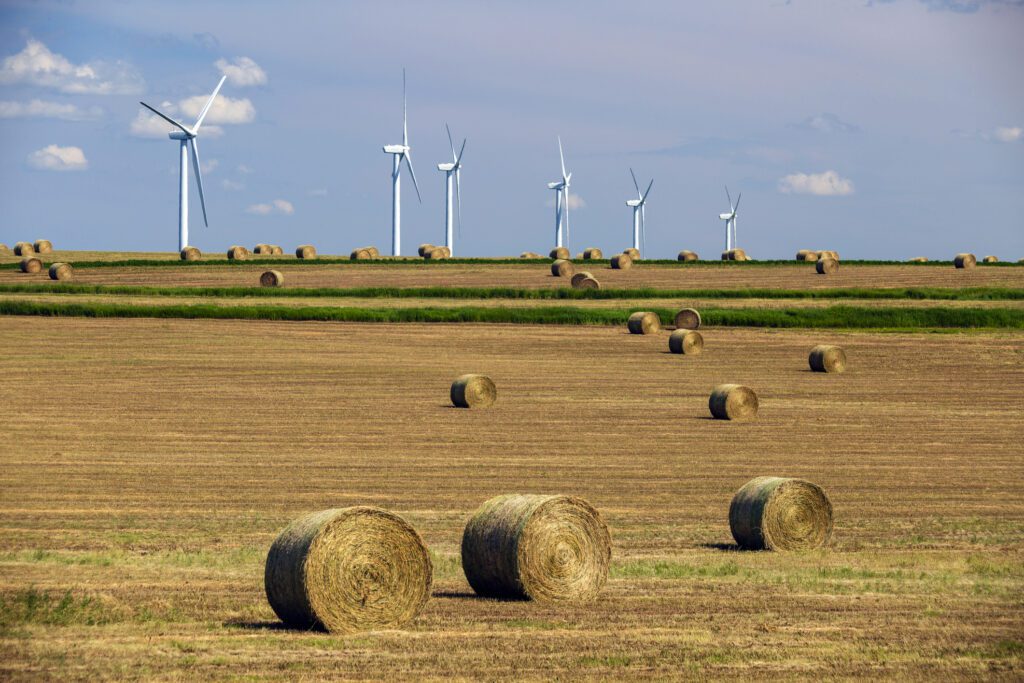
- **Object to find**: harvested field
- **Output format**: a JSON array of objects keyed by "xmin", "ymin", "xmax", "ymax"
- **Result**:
[{"xmin": 1, "ymin": 317, "xmax": 1022, "ymax": 679}]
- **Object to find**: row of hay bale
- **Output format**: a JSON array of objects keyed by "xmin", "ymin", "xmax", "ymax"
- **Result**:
[
  {"xmin": 178, "ymin": 244, "xmax": 311, "ymax": 261},
  {"xmin": 2, "ymin": 240, "xmax": 53, "ymax": 256},
  {"xmin": 549, "ymin": 259, "xmax": 602, "ymax": 288},
  {"xmin": 416, "ymin": 244, "xmax": 450, "ymax": 260},
  {"xmin": 954, "ymin": 252, "xmax": 1005, "ymax": 268},
  {"xmin": 795, "ymin": 249, "xmax": 839, "ymax": 262},
  {"xmin": 18, "ymin": 256, "xmax": 73, "ymax": 280}
]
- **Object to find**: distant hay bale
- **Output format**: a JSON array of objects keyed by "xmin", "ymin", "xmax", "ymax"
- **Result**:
[
  {"xmin": 729, "ymin": 477, "xmax": 833, "ymax": 551},
  {"xmin": 668, "ymin": 329, "xmax": 704, "ymax": 355},
  {"xmin": 260, "ymin": 270, "xmax": 284, "ymax": 287},
  {"xmin": 425, "ymin": 247, "xmax": 448, "ymax": 260},
  {"xmin": 48, "ymin": 262, "xmax": 72, "ymax": 281},
  {"xmin": 366, "ymin": 246, "xmax": 380, "ymax": 258},
  {"xmin": 520, "ymin": 251, "xmax": 543, "ymax": 259},
  {"xmin": 673, "ymin": 307, "xmax": 701, "ymax": 330},
  {"xmin": 820, "ymin": 250, "xmax": 839, "ymax": 261},
  {"xmin": 33, "ymin": 240, "xmax": 53, "ymax": 254},
  {"xmin": 809, "ymin": 344, "xmax": 847, "ymax": 373},
  {"xmin": 908, "ymin": 256, "xmax": 928, "ymax": 263},
  {"xmin": 677, "ymin": 250, "xmax": 698, "ymax": 262},
  {"xmin": 549, "ymin": 247, "xmax": 570, "ymax": 260},
  {"xmin": 577, "ymin": 277, "xmax": 600, "ymax": 289},
  {"xmin": 450, "ymin": 373, "xmax": 497, "ymax": 408},
  {"xmin": 816, "ymin": 257, "xmax": 839, "ymax": 275},
  {"xmin": 982, "ymin": 255, "xmax": 999, "ymax": 263},
  {"xmin": 570, "ymin": 271, "xmax": 594, "ymax": 288},
  {"xmin": 611, "ymin": 253, "xmax": 632, "ymax": 270},
  {"xmin": 796, "ymin": 249, "xmax": 819, "ymax": 261},
  {"xmin": 953, "ymin": 253, "xmax": 976, "ymax": 269},
  {"xmin": 227, "ymin": 245, "xmax": 249, "ymax": 260},
  {"xmin": 180, "ymin": 246, "xmax": 202, "ymax": 261},
  {"xmin": 270, "ymin": 245, "xmax": 284, "ymax": 255},
  {"xmin": 0, "ymin": 243, "xmax": 11, "ymax": 255},
  {"xmin": 721, "ymin": 250, "xmax": 732, "ymax": 261},
  {"xmin": 253, "ymin": 243, "xmax": 273, "ymax": 255},
  {"xmin": 418, "ymin": 243, "xmax": 435, "ymax": 257},
  {"xmin": 583, "ymin": 247, "xmax": 603, "ymax": 260},
  {"xmin": 731, "ymin": 248, "xmax": 749, "ymax": 261},
  {"xmin": 623, "ymin": 247, "xmax": 640, "ymax": 260},
  {"xmin": 14, "ymin": 242, "xmax": 35, "ymax": 256},
  {"xmin": 439, "ymin": 246, "xmax": 451, "ymax": 258},
  {"xmin": 19, "ymin": 257, "xmax": 42, "ymax": 274},
  {"xmin": 574, "ymin": 252, "xmax": 584, "ymax": 259},
  {"xmin": 627, "ymin": 311, "xmax": 661, "ymax": 335},
  {"xmin": 551, "ymin": 259, "xmax": 575, "ymax": 277},
  {"xmin": 350, "ymin": 248, "xmax": 372, "ymax": 260},
  {"xmin": 461, "ymin": 494, "xmax": 611, "ymax": 603},
  {"xmin": 709, "ymin": 384, "xmax": 758, "ymax": 421},
  {"xmin": 265, "ymin": 507, "xmax": 432, "ymax": 633},
  {"xmin": 296, "ymin": 245, "xmax": 317, "ymax": 259}
]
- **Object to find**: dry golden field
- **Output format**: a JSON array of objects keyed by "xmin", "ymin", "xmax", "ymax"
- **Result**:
[{"xmin": 1, "ymin": 317, "xmax": 1022, "ymax": 680}]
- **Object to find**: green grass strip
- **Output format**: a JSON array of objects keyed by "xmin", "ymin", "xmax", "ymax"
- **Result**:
[{"xmin": 1, "ymin": 299, "xmax": 1020, "ymax": 329}]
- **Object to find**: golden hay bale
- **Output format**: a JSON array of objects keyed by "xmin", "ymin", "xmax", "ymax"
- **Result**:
[
  {"xmin": 731, "ymin": 248, "xmax": 748, "ymax": 261},
  {"xmin": 0, "ymin": 243, "xmax": 11, "ymax": 255},
  {"xmin": 668, "ymin": 329, "xmax": 703, "ymax": 355},
  {"xmin": 627, "ymin": 311, "xmax": 661, "ymax": 335},
  {"xmin": 709, "ymin": 384, "xmax": 758, "ymax": 420},
  {"xmin": 270, "ymin": 245, "xmax": 284, "ymax": 255},
  {"xmin": 265, "ymin": 506, "xmax": 432, "ymax": 633},
  {"xmin": 350, "ymin": 248, "xmax": 372, "ymax": 260},
  {"xmin": 953, "ymin": 253, "xmax": 976, "ymax": 269},
  {"xmin": 48, "ymin": 262, "xmax": 72, "ymax": 281},
  {"xmin": 570, "ymin": 271, "xmax": 594, "ymax": 288},
  {"xmin": 461, "ymin": 494, "xmax": 611, "ymax": 603},
  {"xmin": 520, "ymin": 251, "xmax": 543, "ymax": 259},
  {"xmin": 227, "ymin": 245, "xmax": 249, "ymax": 260},
  {"xmin": 577, "ymin": 277, "xmax": 600, "ymax": 289},
  {"xmin": 33, "ymin": 240, "xmax": 53, "ymax": 254},
  {"xmin": 549, "ymin": 247, "xmax": 570, "ymax": 260},
  {"xmin": 816, "ymin": 257, "xmax": 839, "ymax": 275},
  {"xmin": 439, "ymin": 246, "xmax": 451, "ymax": 258},
  {"xmin": 677, "ymin": 250, "xmax": 698, "ymax": 262},
  {"xmin": 260, "ymin": 270, "xmax": 284, "ymax": 287},
  {"xmin": 19, "ymin": 257, "xmax": 42, "ymax": 274},
  {"xmin": 623, "ymin": 247, "xmax": 640, "ymax": 260},
  {"xmin": 796, "ymin": 249, "xmax": 816, "ymax": 261},
  {"xmin": 425, "ymin": 247, "xmax": 448, "ymax": 260},
  {"xmin": 982, "ymin": 255, "xmax": 999, "ymax": 263},
  {"xmin": 819, "ymin": 250, "xmax": 839, "ymax": 261},
  {"xmin": 583, "ymin": 247, "xmax": 603, "ymax": 260},
  {"xmin": 180, "ymin": 246, "xmax": 202, "ymax": 261},
  {"xmin": 729, "ymin": 477, "xmax": 833, "ymax": 551},
  {"xmin": 673, "ymin": 307, "xmax": 701, "ymax": 330},
  {"xmin": 809, "ymin": 344, "xmax": 847, "ymax": 373},
  {"xmin": 611, "ymin": 253, "xmax": 632, "ymax": 270},
  {"xmin": 253, "ymin": 243, "xmax": 276, "ymax": 255},
  {"xmin": 14, "ymin": 242, "xmax": 35, "ymax": 256},
  {"xmin": 450, "ymin": 373, "xmax": 497, "ymax": 408},
  {"xmin": 908, "ymin": 256, "xmax": 928, "ymax": 263},
  {"xmin": 296, "ymin": 244, "xmax": 317, "ymax": 259},
  {"xmin": 550, "ymin": 259, "xmax": 575, "ymax": 277},
  {"xmin": 418, "ymin": 243, "xmax": 435, "ymax": 257}
]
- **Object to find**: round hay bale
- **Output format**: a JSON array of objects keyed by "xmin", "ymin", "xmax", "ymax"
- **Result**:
[
  {"xmin": 673, "ymin": 308, "xmax": 701, "ymax": 330},
  {"xmin": 668, "ymin": 329, "xmax": 703, "ymax": 355},
  {"xmin": 729, "ymin": 477, "xmax": 833, "ymax": 551},
  {"xmin": 418, "ymin": 243, "xmax": 435, "ymax": 257},
  {"xmin": 549, "ymin": 247, "xmax": 570, "ymax": 260},
  {"xmin": 721, "ymin": 250, "xmax": 731, "ymax": 261},
  {"xmin": 520, "ymin": 251, "xmax": 542, "ymax": 259},
  {"xmin": 14, "ymin": 242, "xmax": 35, "ymax": 256},
  {"xmin": 260, "ymin": 270, "xmax": 284, "ymax": 288},
  {"xmin": 577, "ymin": 277, "xmax": 600, "ymax": 289},
  {"xmin": 731, "ymin": 248, "xmax": 748, "ymax": 261},
  {"xmin": 33, "ymin": 240, "xmax": 53, "ymax": 254},
  {"xmin": 809, "ymin": 344, "xmax": 847, "ymax": 373},
  {"xmin": 180, "ymin": 246, "xmax": 202, "ymax": 261},
  {"xmin": 709, "ymin": 384, "xmax": 758, "ymax": 421},
  {"xmin": 253, "ymin": 243, "xmax": 272, "ymax": 255},
  {"xmin": 819, "ymin": 250, "xmax": 839, "ymax": 261},
  {"xmin": 227, "ymin": 245, "xmax": 248, "ymax": 260},
  {"xmin": 796, "ymin": 249, "xmax": 814, "ymax": 261},
  {"xmin": 677, "ymin": 250, "xmax": 698, "ymax": 262},
  {"xmin": 611, "ymin": 253, "xmax": 632, "ymax": 270},
  {"xmin": 296, "ymin": 245, "xmax": 317, "ymax": 259},
  {"xmin": 19, "ymin": 257, "xmax": 42, "ymax": 274},
  {"xmin": 0, "ymin": 243, "xmax": 11, "ymax": 256},
  {"xmin": 550, "ymin": 259, "xmax": 574, "ymax": 277},
  {"xmin": 450, "ymin": 373, "xmax": 497, "ymax": 408},
  {"xmin": 570, "ymin": 271, "xmax": 594, "ymax": 288},
  {"xmin": 366, "ymin": 246, "xmax": 380, "ymax": 258},
  {"xmin": 908, "ymin": 256, "xmax": 928, "ymax": 263},
  {"xmin": 982, "ymin": 255, "xmax": 999, "ymax": 263},
  {"xmin": 265, "ymin": 506, "xmax": 432, "ymax": 633},
  {"xmin": 425, "ymin": 247, "xmax": 447, "ymax": 260},
  {"xmin": 350, "ymin": 248, "xmax": 371, "ymax": 260},
  {"xmin": 582, "ymin": 247, "xmax": 603, "ymax": 260},
  {"xmin": 439, "ymin": 246, "xmax": 451, "ymax": 258},
  {"xmin": 627, "ymin": 311, "xmax": 661, "ymax": 335},
  {"xmin": 461, "ymin": 494, "xmax": 611, "ymax": 603},
  {"xmin": 270, "ymin": 245, "xmax": 284, "ymax": 256},
  {"xmin": 953, "ymin": 253, "xmax": 976, "ymax": 269},
  {"xmin": 816, "ymin": 257, "xmax": 839, "ymax": 275},
  {"xmin": 48, "ymin": 262, "xmax": 72, "ymax": 281},
  {"xmin": 623, "ymin": 247, "xmax": 640, "ymax": 260}
]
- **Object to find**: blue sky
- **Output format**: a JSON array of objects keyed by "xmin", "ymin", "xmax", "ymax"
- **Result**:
[{"xmin": 1, "ymin": 0, "xmax": 1021, "ymax": 258}]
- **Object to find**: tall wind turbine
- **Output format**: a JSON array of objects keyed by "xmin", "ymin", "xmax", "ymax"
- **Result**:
[
  {"xmin": 547, "ymin": 137, "xmax": 572, "ymax": 249},
  {"xmin": 139, "ymin": 74, "xmax": 226, "ymax": 252},
  {"xmin": 437, "ymin": 124, "xmax": 466, "ymax": 256},
  {"xmin": 626, "ymin": 168, "xmax": 653, "ymax": 253},
  {"xmin": 718, "ymin": 186, "xmax": 742, "ymax": 251},
  {"xmin": 382, "ymin": 69, "xmax": 422, "ymax": 256}
]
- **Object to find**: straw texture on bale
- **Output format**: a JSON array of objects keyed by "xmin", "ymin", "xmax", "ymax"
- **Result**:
[
  {"xmin": 820, "ymin": 250, "xmax": 839, "ymax": 261},
  {"xmin": 270, "ymin": 245, "xmax": 284, "ymax": 255},
  {"xmin": 418, "ymin": 244, "xmax": 435, "ymax": 257},
  {"xmin": 19, "ymin": 257, "xmax": 42, "ymax": 274},
  {"xmin": 227, "ymin": 246, "xmax": 249, "ymax": 260},
  {"xmin": 668, "ymin": 329, "xmax": 704, "ymax": 355},
  {"xmin": 426, "ymin": 247, "xmax": 448, "ymax": 260},
  {"xmin": 576, "ymin": 277, "xmax": 600, "ymax": 289},
  {"xmin": 627, "ymin": 311, "xmax": 661, "ymax": 335},
  {"xmin": 260, "ymin": 270, "xmax": 284, "ymax": 288},
  {"xmin": 180, "ymin": 246, "xmax": 202, "ymax": 261},
  {"xmin": 729, "ymin": 477, "xmax": 833, "ymax": 551},
  {"xmin": 816, "ymin": 257, "xmax": 839, "ymax": 275},
  {"xmin": 461, "ymin": 494, "xmax": 611, "ymax": 603},
  {"xmin": 450, "ymin": 373, "xmax": 497, "ymax": 408},
  {"xmin": 809, "ymin": 344, "xmax": 847, "ymax": 373},
  {"xmin": 33, "ymin": 240, "xmax": 53, "ymax": 253},
  {"xmin": 909, "ymin": 256, "xmax": 928, "ymax": 263},
  {"xmin": 253, "ymin": 244, "xmax": 274, "ymax": 254},
  {"xmin": 48, "ymin": 262, "xmax": 72, "ymax": 281},
  {"xmin": 350, "ymin": 248, "xmax": 372, "ymax": 260},
  {"xmin": 549, "ymin": 247, "xmax": 570, "ymax": 260},
  {"xmin": 550, "ymin": 259, "xmax": 574, "ymax": 277},
  {"xmin": 796, "ymin": 249, "xmax": 819, "ymax": 262},
  {"xmin": 14, "ymin": 242, "xmax": 35, "ymax": 256},
  {"xmin": 982, "ymin": 255, "xmax": 999, "ymax": 263},
  {"xmin": 709, "ymin": 383, "xmax": 758, "ymax": 420},
  {"xmin": 0, "ymin": 243, "xmax": 11, "ymax": 255},
  {"xmin": 520, "ymin": 251, "xmax": 543, "ymax": 259},
  {"xmin": 265, "ymin": 506, "xmax": 432, "ymax": 633},
  {"xmin": 731, "ymin": 248, "xmax": 749, "ymax": 261},
  {"xmin": 953, "ymin": 253, "xmax": 976, "ymax": 269},
  {"xmin": 677, "ymin": 250, "xmax": 698, "ymax": 262},
  {"xmin": 611, "ymin": 253, "xmax": 632, "ymax": 270},
  {"xmin": 582, "ymin": 247, "xmax": 603, "ymax": 259},
  {"xmin": 623, "ymin": 247, "xmax": 640, "ymax": 260},
  {"xmin": 296, "ymin": 245, "xmax": 317, "ymax": 259},
  {"xmin": 570, "ymin": 271, "xmax": 594, "ymax": 288},
  {"xmin": 366, "ymin": 246, "xmax": 380, "ymax": 258},
  {"xmin": 673, "ymin": 307, "xmax": 701, "ymax": 330}
]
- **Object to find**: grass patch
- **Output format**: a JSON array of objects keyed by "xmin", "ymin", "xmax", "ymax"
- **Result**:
[
  {"xmin": 0, "ymin": 588, "xmax": 120, "ymax": 631},
  {"xmin": 612, "ymin": 559, "xmax": 741, "ymax": 579}
]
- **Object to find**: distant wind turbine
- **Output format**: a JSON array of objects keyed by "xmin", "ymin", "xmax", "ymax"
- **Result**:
[
  {"xmin": 719, "ymin": 186, "xmax": 742, "ymax": 251},
  {"xmin": 626, "ymin": 168, "xmax": 653, "ymax": 253},
  {"xmin": 437, "ymin": 124, "xmax": 466, "ymax": 256},
  {"xmin": 546, "ymin": 137, "xmax": 572, "ymax": 250},
  {"xmin": 382, "ymin": 68, "xmax": 422, "ymax": 256},
  {"xmin": 139, "ymin": 74, "xmax": 226, "ymax": 252}
]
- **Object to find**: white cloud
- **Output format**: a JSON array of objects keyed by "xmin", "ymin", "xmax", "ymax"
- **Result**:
[
  {"xmin": 778, "ymin": 170, "xmax": 854, "ymax": 196},
  {"xmin": 273, "ymin": 199, "xmax": 294, "ymax": 214},
  {"xmin": 0, "ymin": 99, "xmax": 102, "ymax": 121},
  {"xmin": 215, "ymin": 56, "xmax": 267, "ymax": 87},
  {"xmin": 247, "ymin": 198, "xmax": 294, "ymax": 215},
  {"xmin": 177, "ymin": 94, "xmax": 255, "ymax": 125},
  {"xmin": 993, "ymin": 126, "xmax": 1022, "ymax": 143},
  {"xmin": 952, "ymin": 125, "xmax": 1023, "ymax": 144},
  {"xmin": 545, "ymin": 192, "xmax": 586, "ymax": 209},
  {"xmin": 27, "ymin": 144, "xmax": 88, "ymax": 171},
  {"xmin": 222, "ymin": 179, "xmax": 244, "ymax": 191},
  {"xmin": 0, "ymin": 39, "xmax": 143, "ymax": 95}
]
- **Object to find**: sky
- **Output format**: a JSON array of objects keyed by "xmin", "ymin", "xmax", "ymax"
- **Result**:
[{"xmin": 0, "ymin": 0, "xmax": 1022, "ymax": 259}]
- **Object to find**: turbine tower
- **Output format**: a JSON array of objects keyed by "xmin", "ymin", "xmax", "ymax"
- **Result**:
[
  {"xmin": 436, "ymin": 124, "xmax": 466, "ymax": 256},
  {"xmin": 139, "ymin": 74, "xmax": 226, "ymax": 252},
  {"xmin": 718, "ymin": 186, "xmax": 742, "ymax": 251},
  {"xmin": 547, "ymin": 137, "xmax": 572, "ymax": 249},
  {"xmin": 626, "ymin": 168, "xmax": 653, "ymax": 253},
  {"xmin": 382, "ymin": 69, "xmax": 422, "ymax": 256}
]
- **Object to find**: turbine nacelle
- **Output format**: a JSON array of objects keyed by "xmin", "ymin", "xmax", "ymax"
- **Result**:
[
  {"xmin": 719, "ymin": 212, "xmax": 733, "ymax": 220},
  {"xmin": 383, "ymin": 144, "xmax": 408, "ymax": 154},
  {"xmin": 548, "ymin": 181, "xmax": 565, "ymax": 190},
  {"xmin": 437, "ymin": 162, "xmax": 456, "ymax": 172},
  {"xmin": 169, "ymin": 130, "xmax": 193, "ymax": 141},
  {"xmin": 626, "ymin": 199, "xmax": 642, "ymax": 207}
]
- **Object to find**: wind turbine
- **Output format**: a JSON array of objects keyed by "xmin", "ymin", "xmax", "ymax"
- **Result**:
[
  {"xmin": 718, "ymin": 186, "xmax": 742, "ymax": 251},
  {"xmin": 437, "ymin": 124, "xmax": 466, "ymax": 256},
  {"xmin": 139, "ymin": 74, "xmax": 226, "ymax": 252},
  {"xmin": 382, "ymin": 68, "xmax": 422, "ymax": 256},
  {"xmin": 626, "ymin": 168, "xmax": 653, "ymax": 253},
  {"xmin": 546, "ymin": 137, "xmax": 572, "ymax": 249}
]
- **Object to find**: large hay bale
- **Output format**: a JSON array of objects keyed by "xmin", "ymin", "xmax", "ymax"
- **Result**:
[
  {"xmin": 709, "ymin": 384, "xmax": 758, "ymax": 420},
  {"xmin": 450, "ymin": 373, "xmax": 497, "ymax": 408},
  {"xmin": 582, "ymin": 247, "xmax": 603, "ymax": 260},
  {"xmin": 296, "ymin": 245, "xmax": 317, "ymax": 259},
  {"xmin": 180, "ymin": 246, "xmax": 202, "ymax": 261},
  {"xmin": 982, "ymin": 255, "xmax": 999, "ymax": 263},
  {"xmin": 260, "ymin": 270, "xmax": 284, "ymax": 288},
  {"xmin": 673, "ymin": 307, "xmax": 701, "ymax": 330},
  {"xmin": 461, "ymin": 494, "xmax": 611, "ymax": 603},
  {"xmin": 549, "ymin": 247, "xmax": 570, "ymax": 260},
  {"xmin": 820, "ymin": 250, "xmax": 839, "ymax": 261},
  {"xmin": 48, "ymin": 262, "xmax": 72, "ymax": 281},
  {"xmin": 0, "ymin": 243, "xmax": 11, "ymax": 256},
  {"xmin": 729, "ymin": 477, "xmax": 833, "ymax": 551},
  {"xmin": 270, "ymin": 245, "xmax": 284, "ymax": 256},
  {"xmin": 577, "ymin": 277, "xmax": 600, "ymax": 289},
  {"xmin": 227, "ymin": 245, "xmax": 249, "ymax": 260},
  {"xmin": 809, "ymin": 344, "xmax": 847, "ymax": 373},
  {"xmin": 418, "ymin": 243, "xmax": 435, "ymax": 257},
  {"xmin": 954, "ymin": 253, "xmax": 976, "ymax": 269},
  {"xmin": 265, "ymin": 507, "xmax": 432, "ymax": 633},
  {"xmin": 677, "ymin": 250, "xmax": 698, "ymax": 262},
  {"xmin": 623, "ymin": 247, "xmax": 640, "ymax": 260},
  {"xmin": 627, "ymin": 311, "xmax": 661, "ymax": 335},
  {"xmin": 570, "ymin": 271, "xmax": 594, "ymax": 288},
  {"xmin": 908, "ymin": 256, "xmax": 928, "ymax": 263},
  {"xmin": 611, "ymin": 253, "xmax": 632, "ymax": 270},
  {"xmin": 816, "ymin": 257, "xmax": 839, "ymax": 275},
  {"xmin": 19, "ymin": 257, "xmax": 42, "ymax": 274},
  {"xmin": 425, "ymin": 247, "xmax": 448, "ymax": 260},
  {"xmin": 33, "ymin": 240, "xmax": 53, "ymax": 254},
  {"xmin": 350, "ymin": 247, "xmax": 372, "ymax": 260},
  {"xmin": 550, "ymin": 259, "xmax": 574, "ymax": 277},
  {"xmin": 668, "ymin": 329, "xmax": 703, "ymax": 355},
  {"xmin": 14, "ymin": 242, "xmax": 35, "ymax": 256},
  {"xmin": 366, "ymin": 246, "xmax": 380, "ymax": 258}
]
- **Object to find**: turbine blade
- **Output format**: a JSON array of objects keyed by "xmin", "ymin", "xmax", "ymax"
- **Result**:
[
  {"xmin": 642, "ymin": 178, "xmax": 654, "ymax": 202},
  {"xmin": 455, "ymin": 138, "xmax": 467, "ymax": 167},
  {"xmin": 725, "ymin": 185, "xmax": 733, "ymax": 211},
  {"xmin": 193, "ymin": 74, "xmax": 227, "ymax": 133},
  {"xmin": 558, "ymin": 136, "xmax": 567, "ymax": 180},
  {"xmin": 403, "ymin": 152, "xmax": 422, "ymax": 203},
  {"xmin": 140, "ymin": 101, "xmax": 190, "ymax": 135},
  {"xmin": 402, "ymin": 68, "xmax": 408, "ymax": 146},
  {"xmin": 733, "ymin": 193, "xmax": 742, "ymax": 213},
  {"xmin": 630, "ymin": 167, "xmax": 640, "ymax": 197},
  {"xmin": 189, "ymin": 139, "xmax": 209, "ymax": 227},
  {"xmin": 446, "ymin": 123, "xmax": 456, "ymax": 162}
]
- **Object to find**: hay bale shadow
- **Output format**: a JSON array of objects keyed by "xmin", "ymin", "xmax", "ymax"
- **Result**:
[{"xmin": 225, "ymin": 619, "xmax": 319, "ymax": 632}]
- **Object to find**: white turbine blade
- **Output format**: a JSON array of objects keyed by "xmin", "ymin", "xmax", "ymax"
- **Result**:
[
  {"xmin": 403, "ymin": 152, "xmax": 422, "ymax": 202},
  {"xmin": 558, "ymin": 136, "xmax": 567, "ymax": 181},
  {"xmin": 630, "ymin": 167, "xmax": 641, "ymax": 198},
  {"xmin": 446, "ymin": 123, "xmax": 456, "ymax": 161},
  {"xmin": 642, "ymin": 178, "xmax": 654, "ymax": 202},
  {"xmin": 733, "ymin": 193, "xmax": 742, "ymax": 213},
  {"xmin": 725, "ymin": 185, "xmax": 733, "ymax": 211},
  {"xmin": 139, "ymin": 101, "xmax": 190, "ymax": 135},
  {"xmin": 189, "ymin": 138, "xmax": 209, "ymax": 227},
  {"xmin": 455, "ymin": 138, "xmax": 467, "ymax": 167},
  {"xmin": 402, "ymin": 68, "xmax": 408, "ymax": 147},
  {"xmin": 455, "ymin": 167, "xmax": 462, "ymax": 238},
  {"xmin": 193, "ymin": 74, "xmax": 227, "ymax": 133}
]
